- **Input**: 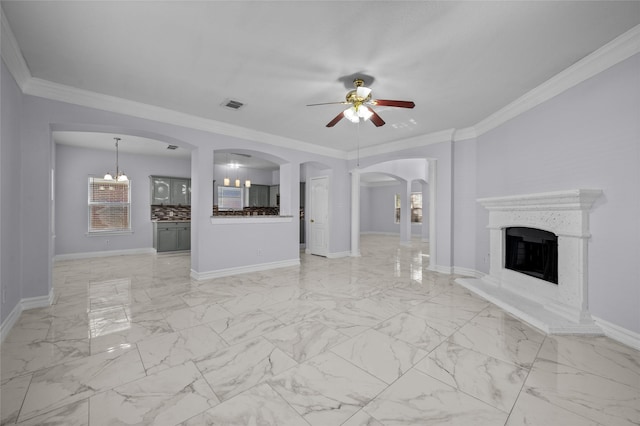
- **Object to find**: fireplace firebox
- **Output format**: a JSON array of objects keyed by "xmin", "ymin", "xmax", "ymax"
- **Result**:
[{"xmin": 505, "ymin": 227, "xmax": 558, "ymax": 284}]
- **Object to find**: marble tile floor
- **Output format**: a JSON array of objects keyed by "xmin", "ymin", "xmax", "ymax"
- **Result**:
[{"xmin": 1, "ymin": 234, "xmax": 639, "ymax": 425}]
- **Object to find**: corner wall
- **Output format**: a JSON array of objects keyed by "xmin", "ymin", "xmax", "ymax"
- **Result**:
[
  {"xmin": 475, "ymin": 53, "xmax": 640, "ymax": 334},
  {"xmin": 0, "ymin": 58, "xmax": 22, "ymax": 325}
]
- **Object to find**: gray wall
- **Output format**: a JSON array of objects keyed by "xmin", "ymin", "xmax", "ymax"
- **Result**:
[
  {"xmin": 475, "ymin": 53, "xmax": 640, "ymax": 332},
  {"xmin": 1, "ymin": 59, "xmax": 23, "ymax": 323},
  {"xmin": 452, "ymin": 138, "xmax": 477, "ymax": 271},
  {"xmin": 360, "ymin": 183, "xmax": 425, "ymax": 236},
  {"xmin": 11, "ymin": 86, "xmax": 351, "ymax": 310},
  {"xmin": 55, "ymin": 143, "xmax": 191, "ymax": 256}
]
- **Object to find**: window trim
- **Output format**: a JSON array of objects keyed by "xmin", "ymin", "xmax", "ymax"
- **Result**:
[
  {"xmin": 394, "ymin": 192, "xmax": 423, "ymax": 224},
  {"xmin": 87, "ymin": 176, "xmax": 132, "ymax": 235}
]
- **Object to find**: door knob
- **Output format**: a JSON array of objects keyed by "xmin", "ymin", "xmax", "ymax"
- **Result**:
[{"xmin": 310, "ymin": 219, "xmax": 314, "ymax": 223}]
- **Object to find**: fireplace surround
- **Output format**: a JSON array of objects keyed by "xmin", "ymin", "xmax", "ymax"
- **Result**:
[{"xmin": 457, "ymin": 189, "xmax": 603, "ymax": 334}]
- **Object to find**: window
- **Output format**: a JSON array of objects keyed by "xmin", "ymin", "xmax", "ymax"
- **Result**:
[
  {"xmin": 88, "ymin": 177, "xmax": 131, "ymax": 233},
  {"xmin": 411, "ymin": 192, "xmax": 422, "ymax": 223},
  {"xmin": 395, "ymin": 192, "xmax": 423, "ymax": 224}
]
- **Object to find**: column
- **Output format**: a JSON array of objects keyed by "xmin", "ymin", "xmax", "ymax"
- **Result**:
[
  {"xmin": 400, "ymin": 180, "xmax": 412, "ymax": 246},
  {"xmin": 351, "ymin": 169, "xmax": 361, "ymax": 257}
]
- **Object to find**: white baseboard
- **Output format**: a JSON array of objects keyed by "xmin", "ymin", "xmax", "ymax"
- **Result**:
[
  {"xmin": 1, "ymin": 301, "xmax": 22, "ymax": 343},
  {"xmin": 453, "ymin": 266, "xmax": 485, "ymax": 278},
  {"xmin": 593, "ymin": 316, "xmax": 640, "ymax": 351},
  {"xmin": 428, "ymin": 264, "xmax": 453, "ymax": 274},
  {"xmin": 327, "ymin": 251, "xmax": 351, "ymax": 259},
  {"xmin": 1, "ymin": 289, "xmax": 53, "ymax": 343},
  {"xmin": 191, "ymin": 258, "xmax": 300, "ymax": 280},
  {"xmin": 54, "ymin": 247, "xmax": 156, "ymax": 261},
  {"xmin": 360, "ymin": 231, "xmax": 399, "ymax": 236}
]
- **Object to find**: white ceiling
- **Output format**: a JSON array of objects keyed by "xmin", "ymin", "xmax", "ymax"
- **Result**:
[{"xmin": 3, "ymin": 1, "xmax": 640, "ymax": 155}]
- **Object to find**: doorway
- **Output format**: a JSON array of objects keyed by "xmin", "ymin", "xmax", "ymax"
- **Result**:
[{"xmin": 308, "ymin": 176, "xmax": 329, "ymax": 256}]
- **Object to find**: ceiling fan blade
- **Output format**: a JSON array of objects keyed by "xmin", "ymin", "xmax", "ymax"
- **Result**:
[
  {"xmin": 307, "ymin": 101, "xmax": 349, "ymax": 107},
  {"xmin": 326, "ymin": 112, "xmax": 345, "ymax": 127},
  {"xmin": 368, "ymin": 108, "xmax": 385, "ymax": 127},
  {"xmin": 371, "ymin": 99, "xmax": 415, "ymax": 108}
]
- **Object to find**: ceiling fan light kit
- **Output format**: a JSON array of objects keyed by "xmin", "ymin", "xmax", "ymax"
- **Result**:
[{"xmin": 307, "ymin": 78, "xmax": 415, "ymax": 128}]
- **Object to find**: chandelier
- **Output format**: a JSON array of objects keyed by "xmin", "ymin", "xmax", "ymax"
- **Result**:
[{"xmin": 104, "ymin": 137, "xmax": 128, "ymax": 182}]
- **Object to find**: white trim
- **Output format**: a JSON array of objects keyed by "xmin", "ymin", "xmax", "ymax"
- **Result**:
[
  {"xmin": 453, "ymin": 266, "xmax": 484, "ymax": 279},
  {"xmin": 360, "ymin": 231, "xmax": 399, "ymax": 236},
  {"xmin": 0, "ymin": 11, "xmax": 31, "ymax": 89},
  {"xmin": 22, "ymin": 77, "xmax": 346, "ymax": 159},
  {"xmin": 360, "ymin": 180, "xmax": 399, "ymax": 188},
  {"xmin": 593, "ymin": 316, "xmax": 640, "ymax": 352},
  {"xmin": 1, "ymin": 289, "xmax": 54, "ymax": 343},
  {"xmin": 21, "ymin": 291, "xmax": 54, "ymax": 310},
  {"xmin": 347, "ymin": 129, "xmax": 454, "ymax": 159},
  {"xmin": 475, "ymin": 24, "xmax": 640, "ymax": 137},
  {"xmin": 1, "ymin": 301, "xmax": 22, "ymax": 343},
  {"xmin": 54, "ymin": 247, "xmax": 156, "ymax": 261},
  {"xmin": 453, "ymin": 127, "xmax": 477, "ymax": 142},
  {"xmin": 1, "ymin": 16, "xmax": 638, "ymax": 160},
  {"xmin": 210, "ymin": 215, "xmax": 293, "ymax": 225},
  {"xmin": 86, "ymin": 230, "xmax": 134, "ymax": 237},
  {"xmin": 327, "ymin": 251, "xmax": 351, "ymax": 259},
  {"xmin": 428, "ymin": 264, "xmax": 453, "ymax": 274},
  {"xmin": 191, "ymin": 258, "xmax": 300, "ymax": 280},
  {"xmin": 457, "ymin": 277, "xmax": 603, "ymax": 335}
]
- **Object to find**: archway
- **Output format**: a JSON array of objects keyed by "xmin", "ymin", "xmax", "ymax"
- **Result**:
[{"xmin": 350, "ymin": 158, "xmax": 436, "ymax": 268}]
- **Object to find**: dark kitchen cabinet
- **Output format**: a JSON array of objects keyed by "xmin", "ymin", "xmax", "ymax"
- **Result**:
[
  {"xmin": 248, "ymin": 184, "xmax": 270, "ymax": 207},
  {"xmin": 150, "ymin": 176, "xmax": 191, "ymax": 205},
  {"xmin": 153, "ymin": 222, "xmax": 191, "ymax": 252}
]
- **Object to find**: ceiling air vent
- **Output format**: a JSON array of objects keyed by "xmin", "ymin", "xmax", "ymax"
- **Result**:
[
  {"xmin": 221, "ymin": 99, "xmax": 245, "ymax": 111},
  {"xmin": 167, "ymin": 145, "xmax": 178, "ymax": 150}
]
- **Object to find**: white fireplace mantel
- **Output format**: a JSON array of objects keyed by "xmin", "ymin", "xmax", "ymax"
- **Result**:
[{"xmin": 458, "ymin": 189, "xmax": 603, "ymax": 334}]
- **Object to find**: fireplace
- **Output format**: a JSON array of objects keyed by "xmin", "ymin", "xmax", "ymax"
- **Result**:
[
  {"xmin": 505, "ymin": 227, "xmax": 558, "ymax": 284},
  {"xmin": 457, "ymin": 189, "xmax": 603, "ymax": 334}
]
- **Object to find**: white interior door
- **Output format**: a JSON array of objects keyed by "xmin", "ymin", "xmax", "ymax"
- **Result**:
[{"xmin": 309, "ymin": 176, "xmax": 329, "ymax": 256}]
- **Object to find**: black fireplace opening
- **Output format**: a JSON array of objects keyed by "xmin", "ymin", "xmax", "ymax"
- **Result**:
[{"xmin": 505, "ymin": 227, "xmax": 558, "ymax": 284}]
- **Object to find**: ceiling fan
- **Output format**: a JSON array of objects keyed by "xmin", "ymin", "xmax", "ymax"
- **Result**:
[{"xmin": 307, "ymin": 78, "xmax": 415, "ymax": 128}]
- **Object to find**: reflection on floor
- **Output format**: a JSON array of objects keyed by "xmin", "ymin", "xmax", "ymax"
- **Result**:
[{"xmin": 1, "ymin": 234, "xmax": 639, "ymax": 425}]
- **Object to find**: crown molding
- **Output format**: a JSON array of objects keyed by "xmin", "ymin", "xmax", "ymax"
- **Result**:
[
  {"xmin": 0, "ymin": 9, "xmax": 31, "ymax": 89},
  {"xmin": 452, "ymin": 127, "xmax": 477, "ymax": 142},
  {"xmin": 348, "ymin": 128, "xmax": 455, "ymax": 160},
  {"xmin": 3, "ymin": 8, "xmax": 638, "ymax": 160},
  {"xmin": 22, "ymin": 78, "xmax": 347, "ymax": 159},
  {"xmin": 474, "ymin": 23, "xmax": 640, "ymax": 137}
]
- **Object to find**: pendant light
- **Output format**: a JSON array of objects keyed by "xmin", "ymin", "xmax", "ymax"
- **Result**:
[{"xmin": 104, "ymin": 137, "xmax": 128, "ymax": 182}]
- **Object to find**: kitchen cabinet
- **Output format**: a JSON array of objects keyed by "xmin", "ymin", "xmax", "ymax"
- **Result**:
[
  {"xmin": 153, "ymin": 221, "xmax": 191, "ymax": 252},
  {"xmin": 150, "ymin": 176, "xmax": 191, "ymax": 205},
  {"xmin": 270, "ymin": 185, "xmax": 280, "ymax": 207},
  {"xmin": 171, "ymin": 178, "xmax": 190, "ymax": 205},
  {"xmin": 151, "ymin": 177, "xmax": 171, "ymax": 204},
  {"xmin": 248, "ymin": 184, "xmax": 270, "ymax": 207}
]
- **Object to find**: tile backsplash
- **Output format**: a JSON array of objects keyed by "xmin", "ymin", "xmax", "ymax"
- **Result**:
[{"xmin": 151, "ymin": 205, "xmax": 190, "ymax": 221}]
